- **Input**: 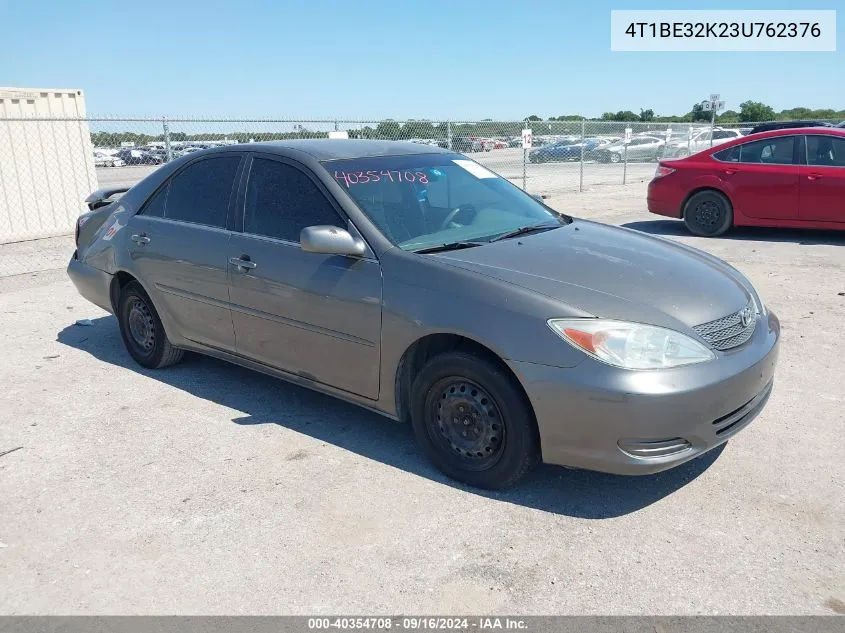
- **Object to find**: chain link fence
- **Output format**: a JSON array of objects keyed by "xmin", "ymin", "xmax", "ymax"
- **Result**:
[{"xmin": 1, "ymin": 115, "xmax": 841, "ymax": 277}]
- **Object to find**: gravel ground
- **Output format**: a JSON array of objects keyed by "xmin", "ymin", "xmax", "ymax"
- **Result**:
[{"xmin": 0, "ymin": 183, "xmax": 843, "ymax": 615}]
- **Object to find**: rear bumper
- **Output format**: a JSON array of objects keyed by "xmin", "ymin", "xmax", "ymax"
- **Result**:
[
  {"xmin": 67, "ymin": 255, "xmax": 114, "ymax": 314},
  {"xmin": 510, "ymin": 310, "xmax": 780, "ymax": 475},
  {"xmin": 647, "ymin": 180, "xmax": 683, "ymax": 218}
]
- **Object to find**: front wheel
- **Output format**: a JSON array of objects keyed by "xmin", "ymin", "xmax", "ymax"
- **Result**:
[
  {"xmin": 410, "ymin": 352, "xmax": 540, "ymax": 489},
  {"xmin": 609, "ymin": 152, "xmax": 621, "ymax": 163},
  {"xmin": 683, "ymin": 190, "xmax": 733, "ymax": 237},
  {"xmin": 117, "ymin": 281, "xmax": 184, "ymax": 369}
]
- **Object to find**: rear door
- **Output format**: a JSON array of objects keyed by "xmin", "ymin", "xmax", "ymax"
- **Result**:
[
  {"xmin": 712, "ymin": 135, "xmax": 800, "ymax": 220},
  {"xmin": 126, "ymin": 154, "xmax": 242, "ymax": 351},
  {"xmin": 227, "ymin": 154, "xmax": 382, "ymax": 400},
  {"xmin": 799, "ymin": 134, "xmax": 845, "ymax": 223}
]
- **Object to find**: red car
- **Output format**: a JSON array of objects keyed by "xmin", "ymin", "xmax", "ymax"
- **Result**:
[{"xmin": 648, "ymin": 127, "xmax": 845, "ymax": 236}]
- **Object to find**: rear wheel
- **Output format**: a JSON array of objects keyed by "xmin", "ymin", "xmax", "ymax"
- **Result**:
[
  {"xmin": 410, "ymin": 352, "xmax": 539, "ymax": 489},
  {"xmin": 683, "ymin": 190, "xmax": 733, "ymax": 237},
  {"xmin": 609, "ymin": 152, "xmax": 621, "ymax": 163},
  {"xmin": 117, "ymin": 281, "xmax": 184, "ymax": 369}
]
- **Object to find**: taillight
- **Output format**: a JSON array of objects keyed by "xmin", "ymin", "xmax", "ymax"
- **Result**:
[{"xmin": 654, "ymin": 164, "xmax": 675, "ymax": 179}]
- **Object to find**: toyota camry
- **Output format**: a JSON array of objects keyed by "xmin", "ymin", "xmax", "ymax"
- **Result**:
[{"xmin": 68, "ymin": 140, "xmax": 780, "ymax": 489}]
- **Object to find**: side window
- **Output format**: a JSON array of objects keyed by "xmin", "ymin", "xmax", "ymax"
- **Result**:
[
  {"xmin": 736, "ymin": 137, "xmax": 796, "ymax": 165},
  {"xmin": 713, "ymin": 145, "xmax": 740, "ymax": 162},
  {"xmin": 713, "ymin": 130, "xmax": 736, "ymax": 140},
  {"xmin": 244, "ymin": 158, "xmax": 343, "ymax": 242},
  {"xmin": 165, "ymin": 156, "xmax": 241, "ymax": 228},
  {"xmin": 806, "ymin": 135, "xmax": 845, "ymax": 167},
  {"xmin": 139, "ymin": 185, "xmax": 168, "ymax": 217}
]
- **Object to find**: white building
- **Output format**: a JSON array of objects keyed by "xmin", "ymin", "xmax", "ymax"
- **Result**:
[{"xmin": 0, "ymin": 87, "xmax": 97, "ymax": 244}]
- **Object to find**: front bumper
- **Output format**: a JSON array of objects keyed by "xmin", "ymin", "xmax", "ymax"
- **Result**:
[
  {"xmin": 510, "ymin": 310, "xmax": 780, "ymax": 475},
  {"xmin": 67, "ymin": 255, "xmax": 114, "ymax": 314}
]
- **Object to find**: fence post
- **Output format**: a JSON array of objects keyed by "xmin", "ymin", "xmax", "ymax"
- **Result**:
[
  {"xmin": 623, "ymin": 136, "xmax": 628, "ymax": 185},
  {"xmin": 579, "ymin": 119, "xmax": 585, "ymax": 192},
  {"xmin": 162, "ymin": 117, "xmax": 172, "ymax": 162},
  {"xmin": 446, "ymin": 121, "xmax": 452, "ymax": 151}
]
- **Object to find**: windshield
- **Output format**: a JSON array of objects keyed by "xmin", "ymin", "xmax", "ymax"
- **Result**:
[{"xmin": 322, "ymin": 153, "xmax": 567, "ymax": 251}]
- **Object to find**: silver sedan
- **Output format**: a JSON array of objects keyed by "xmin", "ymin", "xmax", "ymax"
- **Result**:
[{"xmin": 68, "ymin": 140, "xmax": 779, "ymax": 489}]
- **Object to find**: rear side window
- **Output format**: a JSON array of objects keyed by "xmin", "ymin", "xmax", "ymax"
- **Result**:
[
  {"xmin": 713, "ymin": 130, "xmax": 738, "ymax": 140},
  {"xmin": 139, "ymin": 185, "xmax": 167, "ymax": 217},
  {"xmin": 165, "ymin": 156, "xmax": 241, "ymax": 228},
  {"xmin": 243, "ymin": 158, "xmax": 343, "ymax": 242},
  {"xmin": 715, "ymin": 137, "xmax": 796, "ymax": 165},
  {"xmin": 806, "ymin": 135, "xmax": 845, "ymax": 167}
]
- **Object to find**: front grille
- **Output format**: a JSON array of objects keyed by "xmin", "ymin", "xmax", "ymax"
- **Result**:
[{"xmin": 693, "ymin": 299, "xmax": 757, "ymax": 351}]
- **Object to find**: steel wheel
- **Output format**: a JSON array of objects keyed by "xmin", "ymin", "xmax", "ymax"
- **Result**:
[
  {"xmin": 683, "ymin": 190, "xmax": 733, "ymax": 237},
  {"xmin": 426, "ymin": 377, "xmax": 505, "ymax": 471},
  {"xmin": 127, "ymin": 297, "xmax": 156, "ymax": 355},
  {"xmin": 610, "ymin": 152, "xmax": 621, "ymax": 163}
]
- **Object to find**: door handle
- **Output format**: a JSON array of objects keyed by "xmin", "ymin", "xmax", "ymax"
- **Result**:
[
  {"xmin": 721, "ymin": 169, "xmax": 737, "ymax": 176},
  {"xmin": 807, "ymin": 174, "xmax": 823, "ymax": 181},
  {"xmin": 130, "ymin": 233, "xmax": 150, "ymax": 245},
  {"xmin": 228, "ymin": 256, "xmax": 257, "ymax": 271}
]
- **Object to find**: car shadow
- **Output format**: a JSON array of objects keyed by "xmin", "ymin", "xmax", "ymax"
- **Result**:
[
  {"xmin": 623, "ymin": 219, "xmax": 845, "ymax": 246},
  {"xmin": 57, "ymin": 316, "xmax": 724, "ymax": 519}
]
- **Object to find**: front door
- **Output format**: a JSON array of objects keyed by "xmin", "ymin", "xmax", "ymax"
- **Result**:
[
  {"xmin": 126, "ymin": 155, "xmax": 242, "ymax": 351},
  {"xmin": 227, "ymin": 155, "xmax": 382, "ymax": 400},
  {"xmin": 799, "ymin": 134, "xmax": 845, "ymax": 223}
]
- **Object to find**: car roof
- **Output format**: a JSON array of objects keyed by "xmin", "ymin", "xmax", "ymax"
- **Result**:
[
  {"xmin": 739, "ymin": 126, "xmax": 845, "ymax": 140},
  {"xmin": 207, "ymin": 139, "xmax": 451, "ymax": 160}
]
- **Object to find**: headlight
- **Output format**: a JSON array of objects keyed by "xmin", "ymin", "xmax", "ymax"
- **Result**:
[{"xmin": 548, "ymin": 319, "xmax": 715, "ymax": 370}]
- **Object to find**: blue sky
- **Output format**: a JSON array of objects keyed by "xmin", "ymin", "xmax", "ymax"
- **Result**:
[{"xmin": 1, "ymin": 0, "xmax": 842, "ymax": 119}]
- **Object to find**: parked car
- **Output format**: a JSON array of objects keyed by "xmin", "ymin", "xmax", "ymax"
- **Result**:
[
  {"xmin": 93, "ymin": 151, "xmax": 124, "ymax": 168},
  {"xmin": 529, "ymin": 138, "xmax": 603, "ymax": 163},
  {"xmin": 583, "ymin": 138, "xmax": 621, "ymax": 161},
  {"xmin": 648, "ymin": 127, "xmax": 845, "ymax": 236},
  {"xmin": 115, "ymin": 149, "xmax": 163, "ymax": 166},
  {"xmin": 450, "ymin": 137, "xmax": 484, "ymax": 153},
  {"xmin": 69, "ymin": 140, "xmax": 779, "ymax": 489},
  {"xmin": 594, "ymin": 136, "xmax": 665, "ymax": 163},
  {"xmin": 492, "ymin": 140, "xmax": 508, "ymax": 150},
  {"xmin": 749, "ymin": 120, "xmax": 833, "ymax": 134},
  {"xmin": 663, "ymin": 128, "xmax": 744, "ymax": 159}
]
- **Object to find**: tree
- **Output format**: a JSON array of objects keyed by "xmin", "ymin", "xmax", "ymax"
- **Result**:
[
  {"xmin": 718, "ymin": 110, "xmax": 740, "ymax": 123},
  {"xmin": 739, "ymin": 101, "xmax": 776, "ymax": 123},
  {"xmin": 601, "ymin": 110, "xmax": 639, "ymax": 122},
  {"xmin": 689, "ymin": 103, "xmax": 712, "ymax": 122},
  {"xmin": 639, "ymin": 108, "xmax": 655, "ymax": 122},
  {"xmin": 525, "ymin": 114, "xmax": 543, "ymax": 121}
]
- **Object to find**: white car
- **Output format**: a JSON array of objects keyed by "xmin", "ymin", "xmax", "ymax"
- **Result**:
[
  {"xmin": 93, "ymin": 151, "xmax": 125, "ymax": 168},
  {"xmin": 663, "ymin": 128, "xmax": 743, "ymax": 158}
]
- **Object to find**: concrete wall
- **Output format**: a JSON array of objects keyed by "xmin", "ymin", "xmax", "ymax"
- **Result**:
[{"xmin": 0, "ymin": 87, "xmax": 98, "ymax": 244}]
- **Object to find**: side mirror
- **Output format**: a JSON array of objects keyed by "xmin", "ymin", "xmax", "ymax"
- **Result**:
[{"xmin": 300, "ymin": 225, "xmax": 367, "ymax": 257}]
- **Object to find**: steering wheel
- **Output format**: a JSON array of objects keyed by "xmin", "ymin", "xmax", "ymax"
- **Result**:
[{"xmin": 439, "ymin": 204, "xmax": 476, "ymax": 231}]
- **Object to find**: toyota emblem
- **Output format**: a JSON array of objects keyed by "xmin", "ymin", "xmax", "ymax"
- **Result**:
[{"xmin": 740, "ymin": 307, "xmax": 754, "ymax": 328}]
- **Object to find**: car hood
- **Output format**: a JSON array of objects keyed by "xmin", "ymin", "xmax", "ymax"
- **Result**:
[{"xmin": 435, "ymin": 220, "xmax": 752, "ymax": 331}]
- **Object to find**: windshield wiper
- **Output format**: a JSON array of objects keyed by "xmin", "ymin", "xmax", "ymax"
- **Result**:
[
  {"xmin": 413, "ymin": 241, "xmax": 486, "ymax": 254},
  {"xmin": 489, "ymin": 222, "xmax": 561, "ymax": 242}
]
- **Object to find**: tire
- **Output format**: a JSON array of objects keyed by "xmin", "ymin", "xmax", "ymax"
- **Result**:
[
  {"xmin": 683, "ymin": 190, "xmax": 733, "ymax": 237},
  {"xmin": 117, "ymin": 281, "xmax": 184, "ymax": 369},
  {"xmin": 609, "ymin": 152, "xmax": 621, "ymax": 164},
  {"xmin": 410, "ymin": 351, "xmax": 540, "ymax": 490}
]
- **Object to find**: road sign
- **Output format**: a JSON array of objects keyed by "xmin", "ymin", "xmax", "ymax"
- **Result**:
[
  {"xmin": 716, "ymin": 100, "xmax": 726, "ymax": 110},
  {"xmin": 710, "ymin": 93, "xmax": 720, "ymax": 101},
  {"xmin": 702, "ymin": 101, "xmax": 713, "ymax": 111},
  {"xmin": 624, "ymin": 128, "xmax": 632, "ymax": 144},
  {"xmin": 521, "ymin": 129, "xmax": 533, "ymax": 149}
]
